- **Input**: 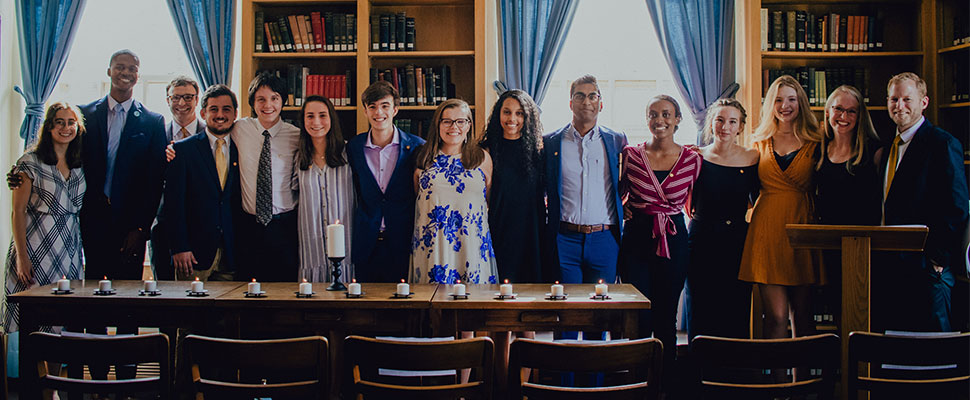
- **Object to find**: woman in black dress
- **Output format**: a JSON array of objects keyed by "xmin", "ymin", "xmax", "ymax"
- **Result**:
[
  {"xmin": 687, "ymin": 98, "xmax": 761, "ymax": 341},
  {"xmin": 481, "ymin": 89, "xmax": 545, "ymax": 283}
]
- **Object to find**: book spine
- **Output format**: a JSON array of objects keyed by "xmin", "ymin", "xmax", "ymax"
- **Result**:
[
  {"xmin": 286, "ymin": 64, "xmax": 299, "ymax": 106},
  {"xmin": 303, "ymin": 15, "xmax": 316, "ymax": 52},
  {"xmin": 406, "ymin": 18, "xmax": 416, "ymax": 51},
  {"xmin": 311, "ymin": 12, "xmax": 324, "ymax": 51},
  {"xmin": 807, "ymin": 67, "xmax": 816, "ymax": 105},
  {"xmin": 820, "ymin": 16, "xmax": 827, "ymax": 52},
  {"xmin": 838, "ymin": 14, "xmax": 847, "ymax": 51},
  {"xmin": 440, "ymin": 64, "xmax": 451, "ymax": 100},
  {"xmin": 796, "ymin": 11, "xmax": 806, "ymax": 51},
  {"xmin": 344, "ymin": 70, "xmax": 352, "ymax": 106},
  {"xmin": 787, "ymin": 11, "xmax": 796, "ymax": 51},
  {"xmin": 255, "ymin": 11, "xmax": 265, "ymax": 52},
  {"xmin": 416, "ymin": 67, "xmax": 425, "ymax": 106},
  {"xmin": 389, "ymin": 14, "xmax": 398, "ymax": 51},
  {"xmin": 324, "ymin": 12, "xmax": 334, "ymax": 52},
  {"xmin": 264, "ymin": 22, "xmax": 276, "ymax": 52},
  {"xmin": 270, "ymin": 22, "xmax": 284, "ymax": 53},
  {"xmin": 396, "ymin": 12, "xmax": 406, "ymax": 52},
  {"xmin": 806, "ymin": 13, "xmax": 815, "ymax": 51},
  {"xmin": 772, "ymin": 11, "xmax": 784, "ymax": 50},
  {"xmin": 406, "ymin": 64, "xmax": 417, "ymax": 105},
  {"xmin": 760, "ymin": 8, "xmax": 768, "ymax": 52},
  {"xmin": 371, "ymin": 15, "xmax": 380, "ymax": 51},
  {"xmin": 350, "ymin": 14, "xmax": 357, "ymax": 51},
  {"xmin": 288, "ymin": 15, "xmax": 303, "ymax": 52},
  {"xmin": 380, "ymin": 14, "xmax": 390, "ymax": 51},
  {"xmin": 300, "ymin": 66, "xmax": 309, "ymax": 105},
  {"xmin": 278, "ymin": 17, "xmax": 294, "ymax": 52}
]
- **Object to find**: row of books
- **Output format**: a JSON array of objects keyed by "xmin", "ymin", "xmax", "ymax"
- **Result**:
[
  {"xmin": 393, "ymin": 118, "xmax": 429, "ymax": 138},
  {"xmin": 271, "ymin": 66, "xmax": 352, "ymax": 107},
  {"xmin": 760, "ymin": 9, "xmax": 884, "ymax": 52},
  {"xmin": 950, "ymin": 56, "xmax": 969, "ymax": 103},
  {"xmin": 370, "ymin": 13, "xmax": 416, "ymax": 52},
  {"xmin": 369, "ymin": 65, "xmax": 453, "ymax": 106},
  {"xmin": 952, "ymin": 12, "xmax": 970, "ymax": 46},
  {"xmin": 255, "ymin": 11, "xmax": 357, "ymax": 53},
  {"xmin": 763, "ymin": 67, "xmax": 870, "ymax": 107}
]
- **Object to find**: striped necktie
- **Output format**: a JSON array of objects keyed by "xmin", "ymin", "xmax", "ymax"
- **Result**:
[{"xmin": 256, "ymin": 130, "xmax": 273, "ymax": 225}]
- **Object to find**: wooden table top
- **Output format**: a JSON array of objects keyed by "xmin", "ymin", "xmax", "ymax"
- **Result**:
[
  {"xmin": 430, "ymin": 283, "xmax": 650, "ymax": 310},
  {"xmin": 7, "ymin": 280, "xmax": 245, "ymax": 306},
  {"xmin": 213, "ymin": 282, "xmax": 438, "ymax": 309}
]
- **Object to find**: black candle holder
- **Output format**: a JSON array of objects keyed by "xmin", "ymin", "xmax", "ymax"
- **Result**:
[
  {"xmin": 295, "ymin": 291, "xmax": 315, "ymax": 298},
  {"xmin": 138, "ymin": 290, "xmax": 162, "ymax": 296},
  {"xmin": 326, "ymin": 257, "xmax": 347, "ymax": 291},
  {"xmin": 93, "ymin": 289, "xmax": 116, "ymax": 296},
  {"xmin": 545, "ymin": 293, "xmax": 568, "ymax": 300},
  {"xmin": 51, "ymin": 288, "xmax": 73, "ymax": 295},
  {"xmin": 494, "ymin": 293, "xmax": 517, "ymax": 300},
  {"xmin": 589, "ymin": 294, "xmax": 611, "ymax": 300},
  {"xmin": 186, "ymin": 290, "xmax": 209, "ymax": 297}
]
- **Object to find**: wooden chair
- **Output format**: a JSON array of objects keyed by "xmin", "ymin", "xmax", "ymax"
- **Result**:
[
  {"xmin": 690, "ymin": 333, "xmax": 840, "ymax": 399},
  {"xmin": 184, "ymin": 334, "xmax": 328, "ymax": 399},
  {"xmin": 27, "ymin": 331, "xmax": 170, "ymax": 397},
  {"xmin": 507, "ymin": 338, "xmax": 663, "ymax": 400},
  {"xmin": 848, "ymin": 331, "xmax": 970, "ymax": 399},
  {"xmin": 344, "ymin": 335, "xmax": 494, "ymax": 399}
]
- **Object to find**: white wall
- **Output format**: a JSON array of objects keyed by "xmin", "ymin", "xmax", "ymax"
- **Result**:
[{"xmin": 1, "ymin": 1, "xmax": 25, "ymax": 292}]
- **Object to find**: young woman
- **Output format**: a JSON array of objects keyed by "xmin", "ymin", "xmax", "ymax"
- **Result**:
[
  {"xmin": 294, "ymin": 95, "xmax": 355, "ymax": 283},
  {"xmin": 618, "ymin": 94, "xmax": 702, "ymax": 382},
  {"xmin": 686, "ymin": 98, "xmax": 760, "ymax": 341},
  {"xmin": 480, "ymin": 89, "xmax": 544, "ymax": 283},
  {"xmin": 411, "ymin": 99, "xmax": 497, "ymax": 284},
  {"xmin": 739, "ymin": 75, "xmax": 823, "ymax": 345},
  {"xmin": 5, "ymin": 102, "xmax": 86, "ymax": 333}
]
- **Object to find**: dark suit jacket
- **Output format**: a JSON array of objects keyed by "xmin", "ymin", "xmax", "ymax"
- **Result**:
[
  {"xmin": 152, "ymin": 119, "xmax": 207, "ymax": 275},
  {"xmin": 163, "ymin": 132, "xmax": 240, "ymax": 270},
  {"xmin": 346, "ymin": 128, "xmax": 425, "ymax": 271},
  {"xmin": 881, "ymin": 118, "xmax": 969, "ymax": 282}
]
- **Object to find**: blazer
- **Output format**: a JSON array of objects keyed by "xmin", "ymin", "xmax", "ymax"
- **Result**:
[
  {"xmin": 154, "ymin": 119, "xmax": 207, "ymax": 232},
  {"xmin": 881, "ymin": 118, "xmax": 969, "ymax": 279},
  {"xmin": 163, "ymin": 132, "xmax": 241, "ymax": 270},
  {"xmin": 80, "ymin": 96, "xmax": 166, "ymax": 233},
  {"xmin": 346, "ymin": 128, "xmax": 426, "ymax": 266}
]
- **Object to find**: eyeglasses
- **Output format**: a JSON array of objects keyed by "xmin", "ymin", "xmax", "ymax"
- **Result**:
[
  {"xmin": 571, "ymin": 92, "xmax": 601, "ymax": 102},
  {"xmin": 831, "ymin": 106, "xmax": 858, "ymax": 116},
  {"xmin": 168, "ymin": 94, "xmax": 197, "ymax": 103},
  {"xmin": 439, "ymin": 118, "xmax": 471, "ymax": 129}
]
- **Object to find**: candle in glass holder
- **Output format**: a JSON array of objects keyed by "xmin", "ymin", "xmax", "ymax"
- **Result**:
[
  {"xmin": 551, "ymin": 281, "xmax": 564, "ymax": 297},
  {"xmin": 499, "ymin": 279, "xmax": 513, "ymax": 296},
  {"xmin": 99, "ymin": 276, "xmax": 112, "ymax": 292},
  {"xmin": 347, "ymin": 279, "xmax": 361, "ymax": 295},
  {"xmin": 594, "ymin": 280, "xmax": 608, "ymax": 296},
  {"xmin": 453, "ymin": 280, "xmax": 466, "ymax": 296},
  {"xmin": 144, "ymin": 278, "xmax": 157, "ymax": 292},
  {"xmin": 190, "ymin": 277, "xmax": 204, "ymax": 293},
  {"xmin": 325, "ymin": 221, "xmax": 346, "ymax": 258},
  {"xmin": 299, "ymin": 279, "xmax": 312, "ymax": 295},
  {"xmin": 57, "ymin": 276, "xmax": 70, "ymax": 291},
  {"xmin": 396, "ymin": 279, "xmax": 410, "ymax": 296},
  {"xmin": 248, "ymin": 278, "xmax": 261, "ymax": 294}
]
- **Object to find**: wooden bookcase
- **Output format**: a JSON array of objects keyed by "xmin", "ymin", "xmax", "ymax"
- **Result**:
[
  {"xmin": 935, "ymin": 0, "xmax": 970, "ymax": 173},
  {"xmin": 240, "ymin": 0, "xmax": 486, "ymax": 136}
]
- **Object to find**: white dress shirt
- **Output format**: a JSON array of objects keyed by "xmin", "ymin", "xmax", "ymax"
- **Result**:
[{"xmin": 231, "ymin": 117, "xmax": 300, "ymax": 215}]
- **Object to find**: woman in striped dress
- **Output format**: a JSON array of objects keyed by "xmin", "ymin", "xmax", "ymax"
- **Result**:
[
  {"xmin": 618, "ymin": 95, "xmax": 701, "ymax": 382},
  {"xmin": 294, "ymin": 95, "xmax": 355, "ymax": 282}
]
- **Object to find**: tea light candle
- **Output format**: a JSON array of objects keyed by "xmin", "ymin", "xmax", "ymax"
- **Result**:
[
  {"xmin": 299, "ymin": 279, "xmax": 312, "ymax": 295},
  {"xmin": 453, "ymin": 280, "xmax": 466, "ymax": 296},
  {"xmin": 397, "ymin": 279, "xmax": 410, "ymax": 296},
  {"xmin": 594, "ymin": 280, "xmax": 608, "ymax": 296},
  {"xmin": 57, "ymin": 276, "xmax": 70, "ymax": 291},
  {"xmin": 144, "ymin": 278, "xmax": 157, "ymax": 292},
  {"xmin": 325, "ymin": 221, "xmax": 346, "ymax": 258},
  {"xmin": 500, "ymin": 279, "xmax": 513, "ymax": 296},
  {"xmin": 551, "ymin": 281, "xmax": 564, "ymax": 297},
  {"xmin": 347, "ymin": 279, "xmax": 361, "ymax": 295},
  {"xmin": 99, "ymin": 276, "xmax": 112, "ymax": 292},
  {"xmin": 190, "ymin": 277, "xmax": 204, "ymax": 293},
  {"xmin": 248, "ymin": 278, "xmax": 261, "ymax": 293}
]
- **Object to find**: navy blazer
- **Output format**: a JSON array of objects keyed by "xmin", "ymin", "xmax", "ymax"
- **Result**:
[
  {"xmin": 346, "ymin": 128, "xmax": 426, "ymax": 266},
  {"xmin": 163, "ymin": 132, "xmax": 240, "ymax": 270},
  {"xmin": 80, "ymin": 96, "xmax": 166, "ymax": 232},
  {"xmin": 881, "ymin": 119, "xmax": 969, "ymax": 278},
  {"xmin": 542, "ymin": 124, "xmax": 628, "ymax": 242}
]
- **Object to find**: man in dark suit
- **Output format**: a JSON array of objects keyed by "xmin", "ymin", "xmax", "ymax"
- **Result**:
[
  {"xmin": 346, "ymin": 81, "xmax": 425, "ymax": 282},
  {"xmin": 877, "ymin": 72, "xmax": 969, "ymax": 332},
  {"xmin": 164, "ymin": 84, "xmax": 239, "ymax": 282},
  {"xmin": 80, "ymin": 49, "xmax": 167, "ymax": 281},
  {"xmin": 152, "ymin": 76, "xmax": 207, "ymax": 280}
]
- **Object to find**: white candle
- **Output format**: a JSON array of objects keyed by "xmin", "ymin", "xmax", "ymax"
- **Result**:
[
  {"xmin": 144, "ymin": 279, "xmax": 157, "ymax": 292},
  {"xmin": 57, "ymin": 276, "xmax": 70, "ymax": 291},
  {"xmin": 500, "ymin": 279, "xmax": 513, "ymax": 296},
  {"xmin": 551, "ymin": 281, "xmax": 564, "ymax": 297},
  {"xmin": 325, "ymin": 222, "xmax": 346, "ymax": 258},
  {"xmin": 397, "ymin": 279, "xmax": 410, "ymax": 296},
  {"xmin": 299, "ymin": 279, "xmax": 312, "ymax": 295},
  {"xmin": 190, "ymin": 278, "xmax": 204, "ymax": 293},
  {"xmin": 594, "ymin": 280, "xmax": 608, "ymax": 296},
  {"xmin": 453, "ymin": 281, "xmax": 466, "ymax": 296},
  {"xmin": 248, "ymin": 279, "xmax": 261, "ymax": 293},
  {"xmin": 348, "ymin": 279, "xmax": 361, "ymax": 295},
  {"xmin": 99, "ymin": 277, "xmax": 112, "ymax": 292}
]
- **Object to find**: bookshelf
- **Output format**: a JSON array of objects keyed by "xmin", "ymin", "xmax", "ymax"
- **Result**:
[
  {"xmin": 240, "ymin": 0, "xmax": 486, "ymax": 137},
  {"xmin": 935, "ymin": 0, "xmax": 969, "ymax": 178}
]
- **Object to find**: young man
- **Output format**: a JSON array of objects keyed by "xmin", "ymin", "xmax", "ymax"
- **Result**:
[
  {"xmin": 346, "ymin": 81, "xmax": 425, "ymax": 282},
  {"xmin": 877, "ymin": 72, "xmax": 969, "ymax": 332},
  {"xmin": 164, "ymin": 84, "xmax": 240, "ymax": 282}
]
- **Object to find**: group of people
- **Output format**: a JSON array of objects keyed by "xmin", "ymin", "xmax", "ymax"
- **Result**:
[{"xmin": 4, "ymin": 48, "xmax": 969, "ymax": 383}]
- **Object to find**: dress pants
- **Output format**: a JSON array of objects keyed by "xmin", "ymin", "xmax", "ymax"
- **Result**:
[
  {"xmin": 355, "ymin": 232, "xmax": 410, "ymax": 283},
  {"xmin": 236, "ymin": 210, "xmax": 299, "ymax": 282}
]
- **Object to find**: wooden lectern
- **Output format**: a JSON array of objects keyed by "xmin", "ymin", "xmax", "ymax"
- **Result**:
[{"xmin": 786, "ymin": 224, "xmax": 929, "ymax": 400}]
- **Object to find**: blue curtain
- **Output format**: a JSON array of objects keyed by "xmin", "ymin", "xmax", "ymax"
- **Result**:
[
  {"xmin": 167, "ymin": 0, "xmax": 234, "ymax": 88},
  {"xmin": 14, "ymin": 0, "xmax": 87, "ymax": 147},
  {"xmin": 495, "ymin": 0, "xmax": 578, "ymax": 106},
  {"xmin": 645, "ymin": 0, "xmax": 739, "ymax": 145}
]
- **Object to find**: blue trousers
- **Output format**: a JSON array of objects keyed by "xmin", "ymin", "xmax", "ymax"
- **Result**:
[{"xmin": 556, "ymin": 229, "xmax": 619, "ymax": 284}]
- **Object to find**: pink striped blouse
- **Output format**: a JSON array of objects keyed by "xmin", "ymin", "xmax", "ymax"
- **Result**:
[{"xmin": 620, "ymin": 145, "xmax": 702, "ymax": 258}]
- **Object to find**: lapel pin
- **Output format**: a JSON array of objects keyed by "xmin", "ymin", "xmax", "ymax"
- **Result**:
[
  {"xmin": 406, "ymin": 145, "xmax": 410, "ymax": 150},
  {"xmin": 233, "ymin": 162, "xmax": 238, "ymax": 166},
  {"xmin": 133, "ymin": 110, "xmax": 141, "ymax": 117},
  {"xmin": 554, "ymin": 152, "xmax": 559, "ymax": 156}
]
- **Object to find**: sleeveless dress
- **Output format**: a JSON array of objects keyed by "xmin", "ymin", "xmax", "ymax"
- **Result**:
[
  {"xmin": 486, "ymin": 137, "xmax": 544, "ymax": 283},
  {"xmin": 411, "ymin": 153, "xmax": 498, "ymax": 284},
  {"xmin": 4, "ymin": 152, "xmax": 86, "ymax": 332},
  {"xmin": 739, "ymin": 140, "xmax": 822, "ymax": 286}
]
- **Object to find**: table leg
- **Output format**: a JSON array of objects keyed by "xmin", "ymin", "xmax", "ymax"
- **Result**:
[
  {"xmin": 622, "ymin": 310, "xmax": 639, "ymax": 339},
  {"xmin": 841, "ymin": 236, "xmax": 871, "ymax": 400},
  {"xmin": 328, "ymin": 330, "xmax": 345, "ymax": 400},
  {"xmin": 18, "ymin": 308, "xmax": 40, "ymax": 400},
  {"xmin": 491, "ymin": 331, "xmax": 511, "ymax": 398}
]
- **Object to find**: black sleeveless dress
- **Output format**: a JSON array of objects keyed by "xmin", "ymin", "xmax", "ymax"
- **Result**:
[{"xmin": 487, "ymin": 137, "xmax": 544, "ymax": 282}]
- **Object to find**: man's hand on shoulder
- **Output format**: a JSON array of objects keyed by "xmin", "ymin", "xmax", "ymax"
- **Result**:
[{"xmin": 7, "ymin": 165, "xmax": 23, "ymax": 189}]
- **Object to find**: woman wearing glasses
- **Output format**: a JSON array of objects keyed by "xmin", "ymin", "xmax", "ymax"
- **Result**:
[{"xmin": 410, "ymin": 99, "xmax": 498, "ymax": 284}]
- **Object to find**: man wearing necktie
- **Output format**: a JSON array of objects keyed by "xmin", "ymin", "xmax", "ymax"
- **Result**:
[{"xmin": 877, "ymin": 72, "xmax": 969, "ymax": 332}]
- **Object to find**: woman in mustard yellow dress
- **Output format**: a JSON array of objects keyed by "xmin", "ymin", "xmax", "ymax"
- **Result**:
[{"xmin": 739, "ymin": 75, "xmax": 823, "ymax": 344}]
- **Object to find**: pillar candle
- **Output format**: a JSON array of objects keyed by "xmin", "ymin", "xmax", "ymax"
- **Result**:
[
  {"xmin": 299, "ymin": 279, "xmax": 312, "ymax": 295},
  {"xmin": 248, "ymin": 279, "xmax": 261, "ymax": 293},
  {"xmin": 325, "ymin": 222, "xmax": 346, "ymax": 258},
  {"xmin": 57, "ymin": 277, "xmax": 70, "ymax": 291},
  {"xmin": 499, "ymin": 279, "xmax": 513, "ymax": 296},
  {"xmin": 144, "ymin": 279, "xmax": 157, "ymax": 292},
  {"xmin": 397, "ymin": 279, "xmax": 410, "ymax": 296},
  {"xmin": 348, "ymin": 279, "xmax": 361, "ymax": 295},
  {"xmin": 594, "ymin": 280, "xmax": 608, "ymax": 296},
  {"xmin": 190, "ymin": 278, "xmax": 204, "ymax": 293},
  {"xmin": 453, "ymin": 281, "xmax": 466, "ymax": 296},
  {"xmin": 99, "ymin": 277, "xmax": 112, "ymax": 292},
  {"xmin": 551, "ymin": 281, "xmax": 564, "ymax": 297}
]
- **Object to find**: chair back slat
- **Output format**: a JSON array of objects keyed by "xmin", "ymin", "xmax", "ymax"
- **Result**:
[
  {"xmin": 521, "ymin": 382, "xmax": 650, "ymax": 400},
  {"xmin": 847, "ymin": 331, "xmax": 970, "ymax": 397},
  {"xmin": 347, "ymin": 337, "xmax": 490, "ymax": 371}
]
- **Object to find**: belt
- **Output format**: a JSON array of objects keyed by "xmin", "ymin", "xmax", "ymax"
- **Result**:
[
  {"xmin": 376, "ymin": 230, "xmax": 386, "ymax": 241},
  {"xmin": 560, "ymin": 222, "xmax": 614, "ymax": 234}
]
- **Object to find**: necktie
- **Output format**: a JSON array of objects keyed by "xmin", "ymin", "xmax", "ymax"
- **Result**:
[
  {"xmin": 104, "ymin": 104, "xmax": 125, "ymax": 197},
  {"xmin": 256, "ymin": 130, "xmax": 273, "ymax": 226},
  {"xmin": 178, "ymin": 126, "xmax": 189, "ymax": 140},
  {"xmin": 885, "ymin": 134, "xmax": 903, "ymax": 196},
  {"xmin": 215, "ymin": 138, "xmax": 227, "ymax": 189}
]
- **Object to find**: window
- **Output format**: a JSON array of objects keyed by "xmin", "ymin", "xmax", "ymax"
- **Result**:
[{"xmin": 539, "ymin": 1, "xmax": 698, "ymax": 146}]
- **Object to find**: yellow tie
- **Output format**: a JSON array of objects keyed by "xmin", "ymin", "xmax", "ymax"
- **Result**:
[
  {"xmin": 215, "ymin": 138, "xmax": 227, "ymax": 189},
  {"xmin": 178, "ymin": 127, "xmax": 189, "ymax": 140},
  {"xmin": 885, "ymin": 134, "xmax": 903, "ymax": 196}
]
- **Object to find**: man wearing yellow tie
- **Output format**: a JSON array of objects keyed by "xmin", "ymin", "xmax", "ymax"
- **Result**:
[
  {"xmin": 163, "ymin": 84, "xmax": 240, "ymax": 282},
  {"xmin": 878, "ymin": 72, "xmax": 969, "ymax": 332}
]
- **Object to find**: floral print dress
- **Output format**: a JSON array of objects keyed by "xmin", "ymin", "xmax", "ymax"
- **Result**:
[{"xmin": 411, "ymin": 153, "xmax": 498, "ymax": 284}]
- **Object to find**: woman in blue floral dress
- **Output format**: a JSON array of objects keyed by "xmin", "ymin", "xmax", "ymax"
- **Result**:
[{"xmin": 411, "ymin": 99, "xmax": 498, "ymax": 284}]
